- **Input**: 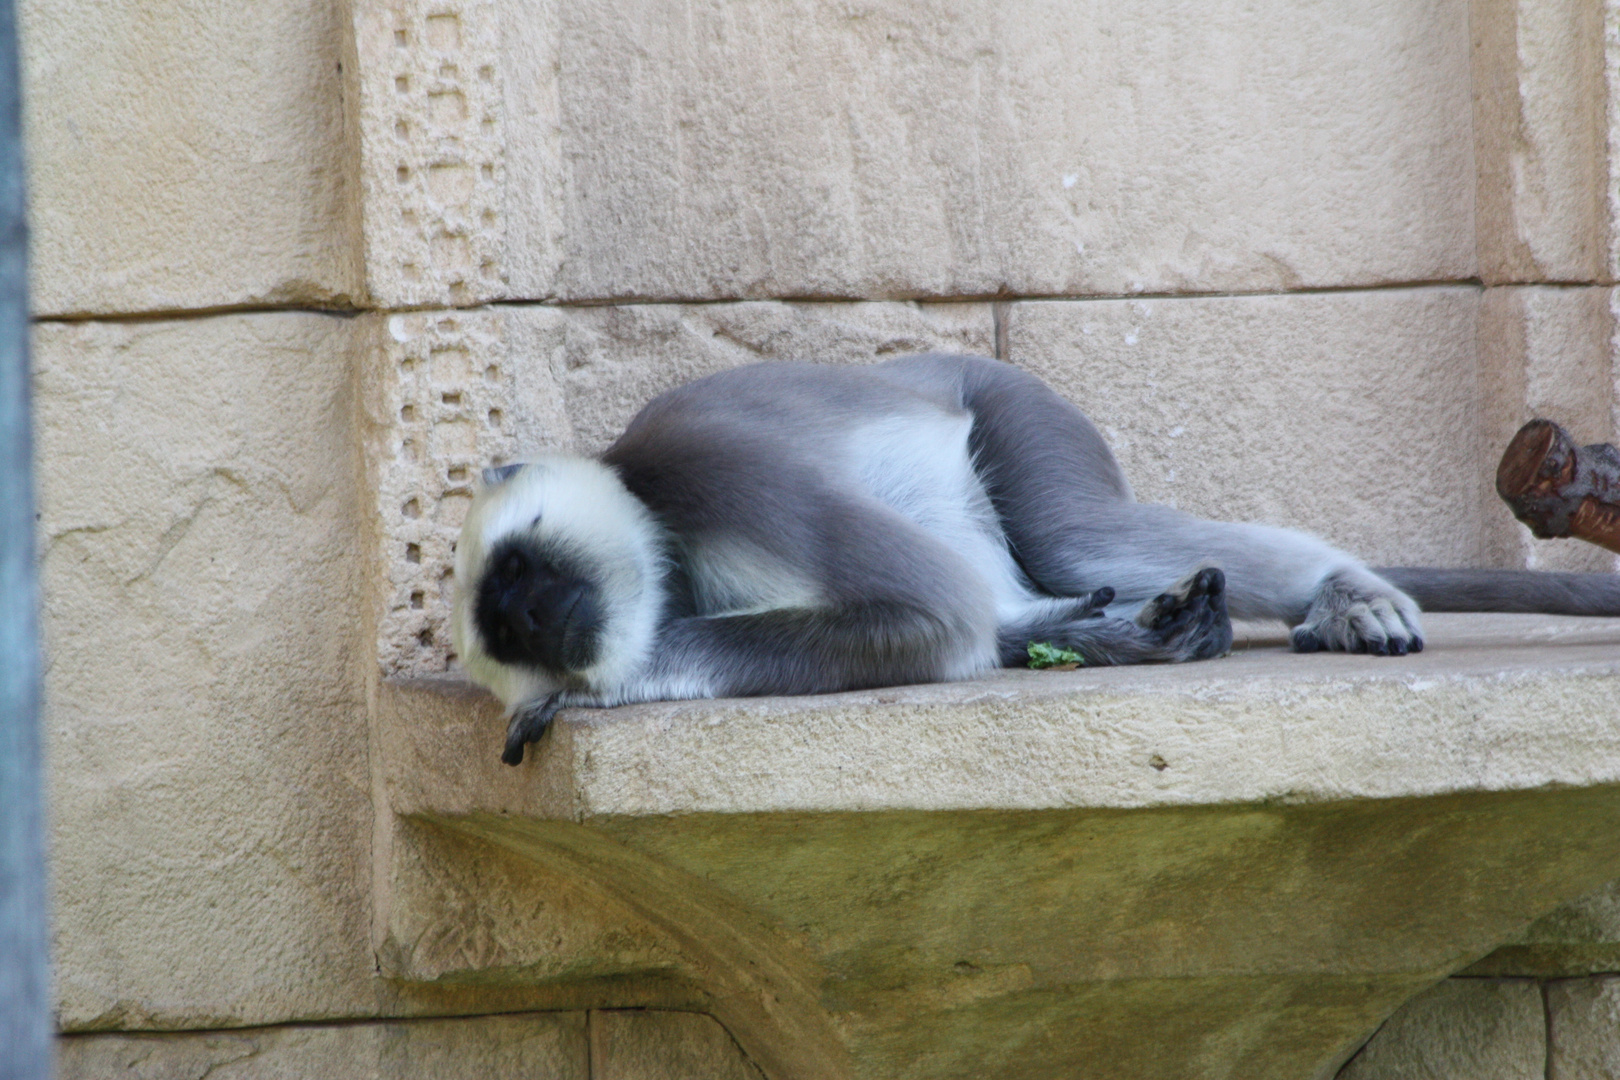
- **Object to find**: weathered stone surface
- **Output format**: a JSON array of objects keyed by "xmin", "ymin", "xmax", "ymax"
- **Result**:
[
  {"xmin": 21, "ymin": 0, "xmax": 363, "ymax": 316},
  {"xmin": 498, "ymin": 0, "xmax": 1474, "ymax": 303},
  {"xmin": 376, "ymin": 815, "xmax": 685, "ymax": 990},
  {"xmin": 349, "ymin": 1, "xmax": 514, "ymax": 308},
  {"xmin": 57, "ymin": 1012, "xmax": 589, "ymax": 1080},
  {"xmin": 1478, "ymin": 285, "xmax": 1620, "ymax": 573},
  {"xmin": 355, "ymin": 0, "xmax": 1482, "ymax": 308},
  {"xmin": 591, "ymin": 1010, "xmax": 765, "ymax": 1080},
  {"xmin": 1005, "ymin": 288, "xmax": 1485, "ymax": 567},
  {"xmin": 375, "ymin": 813, "xmax": 848, "ymax": 1080},
  {"xmin": 1337, "ymin": 978, "xmax": 1545, "ymax": 1080},
  {"xmin": 376, "ymin": 615, "xmax": 1620, "ymax": 1080},
  {"xmin": 1470, "ymin": 877, "xmax": 1620, "ymax": 977},
  {"xmin": 397, "ymin": 614, "xmax": 1620, "ymax": 819},
  {"xmin": 34, "ymin": 314, "xmax": 376, "ymax": 1029},
  {"xmin": 1473, "ymin": 0, "xmax": 1615, "ymax": 284},
  {"xmin": 359, "ymin": 308, "xmax": 558, "ymax": 679},
  {"xmin": 1549, "ymin": 976, "xmax": 1620, "ymax": 1080}
]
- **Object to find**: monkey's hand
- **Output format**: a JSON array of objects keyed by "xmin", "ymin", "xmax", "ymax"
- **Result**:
[
  {"xmin": 502, "ymin": 692, "xmax": 565, "ymax": 766},
  {"xmin": 1291, "ymin": 567, "xmax": 1424, "ymax": 656}
]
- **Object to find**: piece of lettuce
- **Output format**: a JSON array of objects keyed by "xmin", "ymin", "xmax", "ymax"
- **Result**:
[{"xmin": 1027, "ymin": 641, "xmax": 1085, "ymax": 669}]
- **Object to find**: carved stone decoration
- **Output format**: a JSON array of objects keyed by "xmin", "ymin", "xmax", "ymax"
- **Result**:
[
  {"xmin": 347, "ymin": 0, "xmax": 517, "ymax": 677},
  {"xmin": 369, "ymin": 310, "xmax": 515, "ymax": 677},
  {"xmin": 350, "ymin": 0, "xmax": 506, "ymax": 308}
]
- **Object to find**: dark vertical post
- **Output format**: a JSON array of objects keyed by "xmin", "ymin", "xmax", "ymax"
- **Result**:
[{"xmin": 0, "ymin": 0, "xmax": 47, "ymax": 1074}]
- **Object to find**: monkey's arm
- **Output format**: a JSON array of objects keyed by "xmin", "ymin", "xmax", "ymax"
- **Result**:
[
  {"xmin": 498, "ymin": 592, "xmax": 980, "ymax": 766},
  {"xmin": 499, "ymin": 594, "xmax": 983, "ymax": 766}
]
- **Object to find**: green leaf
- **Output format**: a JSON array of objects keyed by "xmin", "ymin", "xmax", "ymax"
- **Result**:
[{"xmin": 1027, "ymin": 641, "xmax": 1085, "ymax": 669}]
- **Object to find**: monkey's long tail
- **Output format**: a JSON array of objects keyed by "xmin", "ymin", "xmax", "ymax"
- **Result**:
[{"xmin": 1375, "ymin": 567, "xmax": 1620, "ymax": 616}]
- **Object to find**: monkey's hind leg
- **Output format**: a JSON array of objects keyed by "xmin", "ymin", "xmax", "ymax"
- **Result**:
[{"xmin": 1001, "ymin": 567, "xmax": 1233, "ymax": 666}]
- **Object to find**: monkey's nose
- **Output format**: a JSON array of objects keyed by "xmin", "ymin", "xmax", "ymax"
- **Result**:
[{"xmin": 525, "ymin": 581, "xmax": 581, "ymax": 633}]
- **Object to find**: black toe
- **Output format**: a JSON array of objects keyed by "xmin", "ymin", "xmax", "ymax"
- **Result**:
[{"xmin": 1195, "ymin": 567, "xmax": 1225, "ymax": 596}]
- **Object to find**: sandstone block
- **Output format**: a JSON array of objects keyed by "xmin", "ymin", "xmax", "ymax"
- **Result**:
[
  {"xmin": 359, "ymin": 308, "xmax": 562, "ymax": 679},
  {"xmin": 57, "ymin": 1013, "xmax": 588, "ymax": 1080},
  {"xmin": 494, "ymin": 0, "xmax": 1474, "ymax": 303},
  {"xmin": 590, "ymin": 1010, "xmax": 765, "ymax": 1080},
  {"xmin": 1473, "ymin": 0, "xmax": 1616, "ymax": 283},
  {"xmin": 1470, "ymin": 878, "xmax": 1620, "ymax": 977},
  {"xmin": 1337, "ymin": 978, "xmax": 1545, "ymax": 1080},
  {"xmin": 34, "ymin": 314, "xmax": 375, "ymax": 1028},
  {"xmin": 1004, "ymin": 288, "xmax": 1484, "ymax": 567},
  {"xmin": 22, "ymin": 0, "xmax": 362, "ymax": 316},
  {"xmin": 349, "ymin": 0, "xmax": 516, "ymax": 308},
  {"xmin": 1479, "ymin": 286, "xmax": 1620, "ymax": 572},
  {"xmin": 1549, "ymin": 976, "xmax": 1620, "ymax": 1080},
  {"xmin": 433, "ymin": 614, "xmax": 1620, "ymax": 819}
]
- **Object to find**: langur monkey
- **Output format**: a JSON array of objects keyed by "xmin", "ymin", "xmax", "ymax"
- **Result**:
[{"xmin": 452, "ymin": 354, "xmax": 1620, "ymax": 765}]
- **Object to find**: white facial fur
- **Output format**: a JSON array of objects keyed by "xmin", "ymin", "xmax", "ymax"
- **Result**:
[{"xmin": 451, "ymin": 454, "xmax": 667, "ymax": 711}]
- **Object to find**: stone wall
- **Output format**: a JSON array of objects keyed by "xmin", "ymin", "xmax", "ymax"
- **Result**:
[
  {"xmin": 1337, "ymin": 977, "xmax": 1620, "ymax": 1080},
  {"xmin": 21, "ymin": 0, "xmax": 1620, "ymax": 1077},
  {"xmin": 1335, "ymin": 879, "xmax": 1620, "ymax": 1078}
]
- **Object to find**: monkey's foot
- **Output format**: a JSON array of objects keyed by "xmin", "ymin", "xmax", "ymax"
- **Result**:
[
  {"xmin": 502, "ymin": 692, "xmax": 565, "ymax": 766},
  {"xmin": 1136, "ymin": 565, "xmax": 1233, "ymax": 662},
  {"xmin": 1000, "ymin": 575, "xmax": 1228, "ymax": 667},
  {"xmin": 1291, "ymin": 568, "xmax": 1425, "ymax": 656}
]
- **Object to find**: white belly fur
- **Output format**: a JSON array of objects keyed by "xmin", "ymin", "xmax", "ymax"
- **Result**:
[{"xmin": 849, "ymin": 410, "xmax": 1036, "ymax": 622}]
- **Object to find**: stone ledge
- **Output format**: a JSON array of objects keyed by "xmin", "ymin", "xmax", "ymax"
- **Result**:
[
  {"xmin": 377, "ymin": 613, "xmax": 1620, "ymax": 821},
  {"xmin": 371, "ymin": 612, "xmax": 1620, "ymax": 1080}
]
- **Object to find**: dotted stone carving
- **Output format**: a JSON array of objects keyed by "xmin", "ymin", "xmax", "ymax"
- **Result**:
[
  {"xmin": 375, "ymin": 311, "xmax": 515, "ymax": 677},
  {"xmin": 355, "ymin": 1, "xmax": 505, "ymax": 308},
  {"xmin": 351, "ymin": 1, "xmax": 517, "ymax": 676}
]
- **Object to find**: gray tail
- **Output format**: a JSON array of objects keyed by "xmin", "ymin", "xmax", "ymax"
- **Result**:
[{"xmin": 1374, "ymin": 567, "xmax": 1620, "ymax": 616}]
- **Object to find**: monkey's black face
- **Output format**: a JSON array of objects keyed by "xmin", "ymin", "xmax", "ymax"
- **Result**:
[{"xmin": 473, "ymin": 539, "xmax": 604, "ymax": 673}]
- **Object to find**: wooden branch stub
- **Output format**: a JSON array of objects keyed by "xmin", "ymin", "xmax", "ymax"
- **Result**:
[{"xmin": 1496, "ymin": 418, "xmax": 1620, "ymax": 554}]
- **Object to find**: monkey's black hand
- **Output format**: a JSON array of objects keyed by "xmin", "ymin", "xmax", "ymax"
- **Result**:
[{"xmin": 502, "ymin": 692, "xmax": 565, "ymax": 766}]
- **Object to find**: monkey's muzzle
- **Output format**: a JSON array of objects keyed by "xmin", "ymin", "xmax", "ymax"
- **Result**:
[{"xmin": 474, "ymin": 541, "xmax": 604, "ymax": 673}]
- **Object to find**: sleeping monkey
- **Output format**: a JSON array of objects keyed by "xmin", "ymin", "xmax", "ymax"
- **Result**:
[{"xmin": 450, "ymin": 354, "xmax": 1620, "ymax": 764}]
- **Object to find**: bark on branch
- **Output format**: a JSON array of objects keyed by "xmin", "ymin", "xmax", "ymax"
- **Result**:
[{"xmin": 1497, "ymin": 419, "xmax": 1620, "ymax": 555}]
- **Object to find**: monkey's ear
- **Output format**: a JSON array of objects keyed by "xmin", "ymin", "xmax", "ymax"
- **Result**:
[{"xmin": 481, "ymin": 463, "xmax": 525, "ymax": 488}]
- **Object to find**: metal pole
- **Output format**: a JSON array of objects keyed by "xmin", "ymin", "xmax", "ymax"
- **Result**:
[{"xmin": 0, "ymin": 0, "xmax": 48, "ymax": 1072}]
